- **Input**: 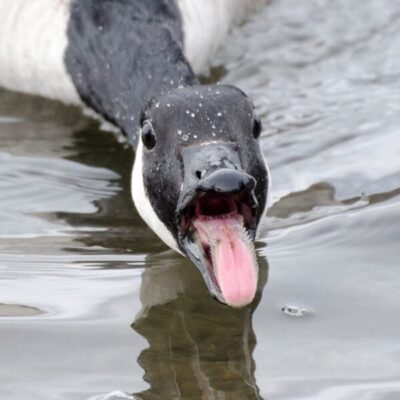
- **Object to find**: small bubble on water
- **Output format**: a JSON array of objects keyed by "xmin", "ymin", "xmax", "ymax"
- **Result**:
[
  {"xmin": 166, "ymin": 103, "xmax": 171, "ymax": 107},
  {"xmin": 182, "ymin": 134, "xmax": 189, "ymax": 141},
  {"xmin": 193, "ymin": 134, "xmax": 198, "ymax": 139},
  {"xmin": 217, "ymin": 112, "xmax": 222, "ymax": 117},
  {"xmin": 190, "ymin": 113, "xmax": 195, "ymax": 118},
  {"xmin": 281, "ymin": 305, "xmax": 313, "ymax": 317},
  {"xmin": 177, "ymin": 129, "xmax": 182, "ymax": 135},
  {"xmin": 186, "ymin": 110, "xmax": 190, "ymax": 114}
]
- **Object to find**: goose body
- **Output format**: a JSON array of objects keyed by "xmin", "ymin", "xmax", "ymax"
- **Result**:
[
  {"xmin": 0, "ymin": 0, "xmax": 259, "ymax": 104},
  {"xmin": 0, "ymin": 0, "xmax": 270, "ymax": 307}
]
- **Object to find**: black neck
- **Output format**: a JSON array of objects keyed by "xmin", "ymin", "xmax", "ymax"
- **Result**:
[{"xmin": 65, "ymin": 0, "xmax": 198, "ymax": 143}]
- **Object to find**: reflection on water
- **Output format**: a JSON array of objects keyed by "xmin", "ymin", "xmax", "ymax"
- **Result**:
[
  {"xmin": 132, "ymin": 255, "xmax": 268, "ymax": 400},
  {"xmin": 1, "ymin": 0, "xmax": 400, "ymax": 399},
  {"xmin": 0, "ymin": 303, "xmax": 45, "ymax": 317}
]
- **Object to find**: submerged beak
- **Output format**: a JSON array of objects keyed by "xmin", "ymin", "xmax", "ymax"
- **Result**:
[{"xmin": 176, "ymin": 143, "xmax": 260, "ymax": 307}]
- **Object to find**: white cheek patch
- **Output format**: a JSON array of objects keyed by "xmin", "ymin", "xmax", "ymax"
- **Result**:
[
  {"xmin": 263, "ymin": 151, "xmax": 272, "ymax": 209},
  {"xmin": 131, "ymin": 140, "xmax": 182, "ymax": 254}
]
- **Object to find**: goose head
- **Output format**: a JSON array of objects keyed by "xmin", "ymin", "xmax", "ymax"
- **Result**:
[{"xmin": 132, "ymin": 84, "xmax": 269, "ymax": 307}]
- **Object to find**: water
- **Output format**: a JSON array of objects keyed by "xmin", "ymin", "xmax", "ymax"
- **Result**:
[{"xmin": 1, "ymin": 1, "xmax": 400, "ymax": 398}]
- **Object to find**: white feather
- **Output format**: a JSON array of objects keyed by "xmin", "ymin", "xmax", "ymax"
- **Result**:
[
  {"xmin": 0, "ymin": 0, "xmax": 80, "ymax": 104},
  {"xmin": 131, "ymin": 139, "xmax": 182, "ymax": 254},
  {"xmin": 177, "ymin": 0, "xmax": 267, "ymax": 74},
  {"xmin": 262, "ymin": 150, "xmax": 271, "ymax": 207}
]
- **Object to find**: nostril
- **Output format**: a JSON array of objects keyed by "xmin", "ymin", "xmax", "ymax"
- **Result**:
[{"xmin": 195, "ymin": 170, "xmax": 202, "ymax": 179}]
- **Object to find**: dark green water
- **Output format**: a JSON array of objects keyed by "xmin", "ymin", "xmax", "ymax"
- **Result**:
[{"xmin": 1, "ymin": 1, "xmax": 400, "ymax": 399}]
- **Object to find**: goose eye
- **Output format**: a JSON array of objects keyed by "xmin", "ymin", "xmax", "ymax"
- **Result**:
[
  {"xmin": 141, "ymin": 121, "xmax": 156, "ymax": 150},
  {"xmin": 253, "ymin": 116, "xmax": 262, "ymax": 139}
]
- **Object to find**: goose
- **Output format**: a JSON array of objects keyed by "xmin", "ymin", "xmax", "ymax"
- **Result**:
[{"xmin": 0, "ymin": 0, "xmax": 270, "ymax": 307}]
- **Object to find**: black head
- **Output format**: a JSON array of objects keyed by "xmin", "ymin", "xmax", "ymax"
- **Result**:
[{"xmin": 132, "ymin": 84, "xmax": 269, "ymax": 307}]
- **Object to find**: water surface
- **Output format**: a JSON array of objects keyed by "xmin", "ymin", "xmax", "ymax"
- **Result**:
[{"xmin": 1, "ymin": 1, "xmax": 400, "ymax": 399}]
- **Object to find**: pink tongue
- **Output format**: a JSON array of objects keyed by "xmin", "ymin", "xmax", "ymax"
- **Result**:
[{"xmin": 194, "ymin": 216, "xmax": 258, "ymax": 307}]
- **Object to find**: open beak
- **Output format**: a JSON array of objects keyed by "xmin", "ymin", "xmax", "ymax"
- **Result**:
[{"xmin": 176, "ymin": 143, "xmax": 260, "ymax": 307}]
